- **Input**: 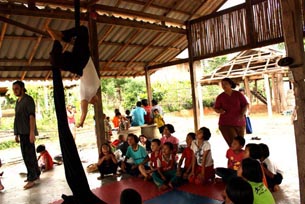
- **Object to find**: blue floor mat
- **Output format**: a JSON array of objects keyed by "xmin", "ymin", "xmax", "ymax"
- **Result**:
[{"xmin": 144, "ymin": 189, "xmax": 222, "ymax": 204}]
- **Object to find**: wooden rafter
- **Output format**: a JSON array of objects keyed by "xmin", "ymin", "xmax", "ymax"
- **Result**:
[
  {"xmin": 141, "ymin": 0, "xmax": 154, "ymax": 12},
  {"xmin": 93, "ymin": 4, "xmax": 184, "ymax": 25},
  {"xmin": 162, "ymin": 0, "xmax": 182, "ymax": 18},
  {"xmin": 0, "ymin": 3, "xmax": 186, "ymax": 34},
  {"xmin": 147, "ymin": 35, "xmax": 186, "ymax": 66},
  {"xmin": 122, "ymin": 0, "xmax": 191, "ymax": 16},
  {"xmin": 0, "ymin": 15, "xmax": 48, "ymax": 36},
  {"xmin": 104, "ymin": 29, "xmax": 142, "ymax": 68},
  {"xmin": 0, "ymin": 15, "xmax": 9, "ymax": 49},
  {"xmin": 98, "ymin": 25, "xmax": 114, "ymax": 45},
  {"xmin": 126, "ymin": 32, "xmax": 163, "ymax": 67}
]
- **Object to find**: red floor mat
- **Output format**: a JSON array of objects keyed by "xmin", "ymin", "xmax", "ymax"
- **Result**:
[
  {"xmin": 177, "ymin": 182, "xmax": 225, "ymax": 201},
  {"xmin": 52, "ymin": 178, "xmax": 225, "ymax": 204}
]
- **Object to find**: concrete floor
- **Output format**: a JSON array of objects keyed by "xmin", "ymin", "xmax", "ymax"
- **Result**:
[{"xmin": 0, "ymin": 113, "xmax": 301, "ymax": 204}]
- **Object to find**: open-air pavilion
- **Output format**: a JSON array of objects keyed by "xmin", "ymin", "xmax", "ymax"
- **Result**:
[{"xmin": 0, "ymin": 0, "xmax": 304, "ymax": 203}]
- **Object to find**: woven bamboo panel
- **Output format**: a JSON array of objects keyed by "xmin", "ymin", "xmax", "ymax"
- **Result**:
[{"xmin": 190, "ymin": 0, "xmax": 286, "ymax": 59}]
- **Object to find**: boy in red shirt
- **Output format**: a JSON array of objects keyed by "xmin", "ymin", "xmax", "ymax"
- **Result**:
[
  {"xmin": 215, "ymin": 136, "xmax": 245, "ymax": 183},
  {"xmin": 177, "ymin": 132, "xmax": 195, "ymax": 180}
]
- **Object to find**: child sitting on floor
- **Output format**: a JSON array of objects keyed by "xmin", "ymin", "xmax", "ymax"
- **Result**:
[
  {"xmin": 139, "ymin": 138, "xmax": 161, "ymax": 181},
  {"xmin": 152, "ymin": 142, "xmax": 178, "ymax": 190},
  {"xmin": 121, "ymin": 134, "xmax": 150, "ymax": 176},
  {"xmin": 97, "ymin": 143, "xmax": 118, "ymax": 180},
  {"xmin": 244, "ymin": 143, "xmax": 268, "ymax": 188},
  {"xmin": 177, "ymin": 132, "xmax": 196, "ymax": 180},
  {"xmin": 215, "ymin": 136, "xmax": 245, "ymax": 183},
  {"xmin": 259, "ymin": 143, "xmax": 283, "ymax": 192},
  {"xmin": 238, "ymin": 158, "xmax": 275, "ymax": 204},
  {"xmin": 36, "ymin": 144, "xmax": 54, "ymax": 172},
  {"xmin": 189, "ymin": 127, "xmax": 215, "ymax": 184},
  {"xmin": 222, "ymin": 176, "xmax": 253, "ymax": 204}
]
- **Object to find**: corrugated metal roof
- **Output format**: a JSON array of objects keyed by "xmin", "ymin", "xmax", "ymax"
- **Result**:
[{"xmin": 0, "ymin": 0, "xmax": 227, "ymax": 81}]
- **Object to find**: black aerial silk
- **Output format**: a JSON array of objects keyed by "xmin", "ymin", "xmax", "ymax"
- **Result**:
[{"xmin": 52, "ymin": 65, "xmax": 106, "ymax": 204}]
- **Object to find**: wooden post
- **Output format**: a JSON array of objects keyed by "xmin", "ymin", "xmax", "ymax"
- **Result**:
[
  {"xmin": 263, "ymin": 74, "xmax": 272, "ymax": 117},
  {"xmin": 277, "ymin": 73, "xmax": 287, "ymax": 112},
  {"xmin": 280, "ymin": 0, "xmax": 305, "ymax": 202},
  {"xmin": 244, "ymin": 77, "xmax": 251, "ymax": 100},
  {"xmin": 186, "ymin": 22, "xmax": 199, "ymax": 131},
  {"xmin": 194, "ymin": 61, "xmax": 204, "ymax": 126},
  {"xmin": 145, "ymin": 67, "xmax": 153, "ymax": 106},
  {"xmin": 88, "ymin": 8, "xmax": 105, "ymax": 155},
  {"xmin": 271, "ymin": 74, "xmax": 280, "ymax": 113}
]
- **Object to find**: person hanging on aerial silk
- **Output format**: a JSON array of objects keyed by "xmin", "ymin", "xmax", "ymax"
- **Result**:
[
  {"xmin": 48, "ymin": 26, "xmax": 100, "ymax": 127},
  {"xmin": 49, "ymin": 25, "xmax": 105, "ymax": 203}
]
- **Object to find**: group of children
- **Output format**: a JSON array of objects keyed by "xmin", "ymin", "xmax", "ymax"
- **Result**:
[
  {"xmin": 96, "ymin": 123, "xmax": 282, "ymax": 204},
  {"xmin": 216, "ymin": 136, "xmax": 282, "ymax": 204}
]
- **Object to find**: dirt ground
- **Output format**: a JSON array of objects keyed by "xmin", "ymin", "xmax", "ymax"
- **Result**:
[{"xmin": 0, "ymin": 109, "xmax": 301, "ymax": 204}]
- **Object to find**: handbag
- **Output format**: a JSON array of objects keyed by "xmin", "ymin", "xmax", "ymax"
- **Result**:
[{"xmin": 245, "ymin": 116, "xmax": 253, "ymax": 134}]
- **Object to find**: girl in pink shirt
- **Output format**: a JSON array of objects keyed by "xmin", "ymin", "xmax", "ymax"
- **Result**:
[{"xmin": 160, "ymin": 124, "xmax": 179, "ymax": 155}]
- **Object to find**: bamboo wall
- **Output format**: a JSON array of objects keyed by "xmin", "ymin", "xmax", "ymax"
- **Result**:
[{"xmin": 189, "ymin": 0, "xmax": 295, "ymax": 59}]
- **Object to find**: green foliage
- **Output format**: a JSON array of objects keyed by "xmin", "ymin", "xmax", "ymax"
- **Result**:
[
  {"xmin": 203, "ymin": 56, "xmax": 228, "ymax": 74},
  {"xmin": 0, "ymin": 140, "xmax": 19, "ymax": 150}
]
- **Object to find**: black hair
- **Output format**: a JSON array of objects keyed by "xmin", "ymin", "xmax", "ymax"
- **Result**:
[
  {"xmin": 13, "ymin": 80, "xmax": 27, "ymax": 92},
  {"xmin": 125, "ymin": 110, "xmax": 130, "ymax": 115},
  {"xmin": 245, "ymin": 143, "xmax": 262, "ymax": 160},
  {"xmin": 222, "ymin": 78, "xmax": 236, "ymax": 89},
  {"xmin": 136, "ymin": 101, "xmax": 142, "ymax": 107},
  {"xmin": 241, "ymin": 158, "xmax": 263, "ymax": 182},
  {"xmin": 199, "ymin": 127, "xmax": 211, "ymax": 141},
  {"xmin": 139, "ymin": 135, "xmax": 147, "ymax": 139},
  {"xmin": 127, "ymin": 133, "xmax": 139, "ymax": 143},
  {"xmin": 226, "ymin": 177, "xmax": 254, "ymax": 204},
  {"xmin": 115, "ymin": 112, "xmax": 122, "ymax": 116},
  {"xmin": 151, "ymin": 139, "xmax": 161, "ymax": 146},
  {"xmin": 233, "ymin": 136, "xmax": 246, "ymax": 147},
  {"xmin": 101, "ymin": 143, "xmax": 113, "ymax": 153},
  {"xmin": 163, "ymin": 124, "xmax": 175, "ymax": 133},
  {"xmin": 114, "ymin": 108, "xmax": 120, "ymax": 114},
  {"xmin": 120, "ymin": 188, "xmax": 142, "ymax": 204},
  {"xmin": 187, "ymin": 132, "xmax": 196, "ymax": 140},
  {"xmin": 259, "ymin": 143, "xmax": 270, "ymax": 160},
  {"xmin": 163, "ymin": 142, "xmax": 174, "ymax": 151},
  {"xmin": 141, "ymin": 99, "xmax": 148, "ymax": 106},
  {"xmin": 152, "ymin": 99, "xmax": 158, "ymax": 106},
  {"xmin": 36, "ymin": 144, "xmax": 46, "ymax": 153}
]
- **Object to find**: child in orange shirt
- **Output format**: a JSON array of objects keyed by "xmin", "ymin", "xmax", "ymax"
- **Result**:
[{"xmin": 37, "ymin": 144, "xmax": 54, "ymax": 172}]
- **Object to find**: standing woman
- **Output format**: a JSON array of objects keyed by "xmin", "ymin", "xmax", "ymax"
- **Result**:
[{"xmin": 214, "ymin": 78, "xmax": 248, "ymax": 146}]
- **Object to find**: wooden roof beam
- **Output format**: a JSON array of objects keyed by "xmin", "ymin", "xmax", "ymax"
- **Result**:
[
  {"xmin": 122, "ymin": 0, "xmax": 191, "ymax": 16},
  {"xmin": 0, "ymin": 4, "xmax": 186, "ymax": 34},
  {"xmin": 146, "ymin": 35, "xmax": 186, "ymax": 67},
  {"xmin": 93, "ymin": 4, "xmax": 185, "ymax": 25},
  {"xmin": 0, "ymin": 15, "xmax": 9, "ymax": 49},
  {"xmin": 126, "ymin": 32, "xmax": 163, "ymax": 67},
  {"xmin": 0, "ymin": 15, "xmax": 48, "ymax": 36},
  {"xmin": 104, "ymin": 29, "xmax": 142, "ymax": 68},
  {"xmin": 147, "ymin": 58, "xmax": 189, "ymax": 71}
]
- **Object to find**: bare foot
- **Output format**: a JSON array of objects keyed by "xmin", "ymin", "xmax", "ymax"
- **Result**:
[
  {"xmin": 0, "ymin": 183, "xmax": 4, "ymax": 191},
  {"xmin": 159, "ymin": 184, "xmax": 168, "ymax": 191},
  {"xmin": 24, "ymin": 181, "xmax": 35, "ymax": 189},
  {"xmin": 168, "ymin": 182, "xmax": 174, "ymax": 189},
  {"xmin": 46, "ymin": 27, "xmax": 63, "ymax": 41}
]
